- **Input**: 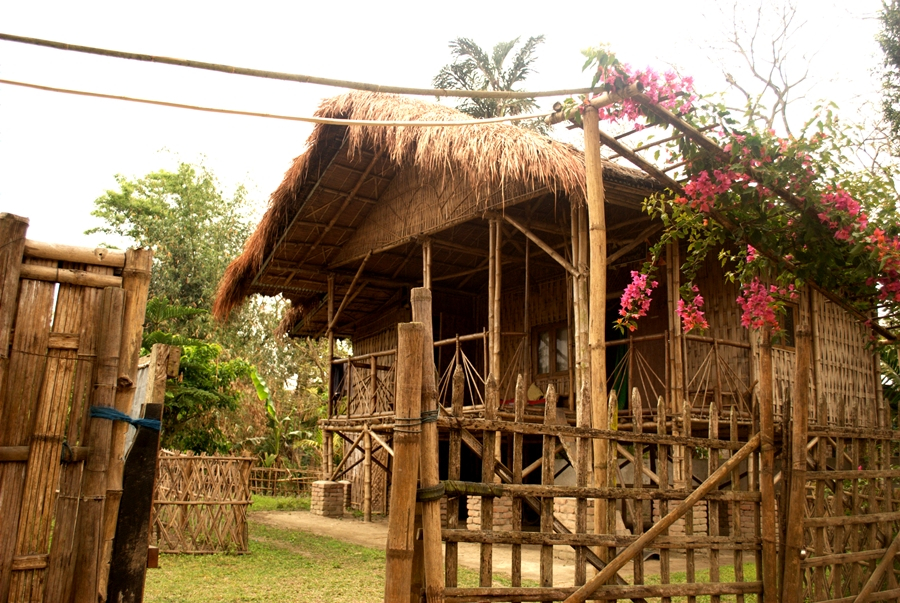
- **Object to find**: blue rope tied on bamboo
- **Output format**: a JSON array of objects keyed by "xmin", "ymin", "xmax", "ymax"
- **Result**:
[{"xmin": 89, "ymin": 406, "xmax": 161, "ymax": 431}]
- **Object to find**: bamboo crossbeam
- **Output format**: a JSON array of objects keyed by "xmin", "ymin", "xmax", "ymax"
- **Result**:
[
  {"xmin": 446, "ymin": 582, "xmax": 762, "ymax": 603},
  {"xmin": 367, "ymin": 429, "xmax": 394, "ymax": 457},
  {"xmin": 441, "ymin": 529, "xmax": 762, "ymax": 548},
  {"xmin": 803, "ymin": 510, "xmax": 900, "ymax": 528},
  {"xmin": 545, "ymin": 84, "xmax": 642, "ymax": 125},
  {"xmin": 23, "ymin": 239, "xmax": 125, "ymax": 267},
  {"xmin": 855, "ymin": 530, "xmax": 900, "ymax": 603},
  {"xmin": 492, "ymin": 212, "xmax": 578, "ymax": 277},
  {"xmin": 564, "ymin": 432, "xmax": 762, "ymax": 603},
  {"xmin": 607, "ymin": 223, "xmax": 663, "ymax": 265},
  {"xmin": 441, "ymin": 480, "xmax": 760, "ymax": 501},
  {"xmin": 329, "ymin": 429, "xmax": 367, "ymax": 481},
  {"xmin": 0, "ymin": 445, "xmax": 90, "ymax": 462},
  {"xmin": 435, "ymin": 416, "xmax": 748, "ymax": 449},
  {"xmin": 19, "ymin": 264, "xmax": 122, "ymax": 288}
]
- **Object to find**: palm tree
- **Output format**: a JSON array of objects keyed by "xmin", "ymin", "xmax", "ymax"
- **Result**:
[{"xmin": 433, "ymin": 36, "xmax": 546, "ymax": 129}]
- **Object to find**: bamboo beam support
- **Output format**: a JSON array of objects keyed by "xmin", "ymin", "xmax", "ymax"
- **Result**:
[
  {"xmin": 363, "ymin": 429, "xmax": 372, "ymax": 522},
  {"xmin": 384, "ymin": 323, "xmax": 424, "ymax": 603},
  {"xmin": 329, "ymin": 251, "xmax": 371, "ymax": 329},
  {"xmin": 19, "ymin": 263, "xmax": 122, "ymax": 288},
  {"xmin": 781, "ymin": 323, "xmax": 811, "ymax": 603},
  {"xmin": 758, "ymin": 329, "xmax": 778, "ymax": 603},
  {"xmin": 583, "ymin": 104, "xmax": 610, "ymax": 560},
  {"xmin": 411, "ymin": 288, "xmax": 444, "ymax": 603},
  {"xmin": 564, "ymin": 433, "xmax": 762, "ymax": 603},
  {"xmin": 494, "ymin": 212, "xmax": 578, "ymax": 277},
  {"xmin": 853, "ymin": 528, "xmax": 900, "ymax": 603},
  {"xmin": 23, "ymin": 239, "xmax": 125, "ymax": 267}
]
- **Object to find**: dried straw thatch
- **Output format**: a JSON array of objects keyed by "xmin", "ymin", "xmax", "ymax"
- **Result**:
[{"xmin": 213, "ymin": 91, "xmax": 655, "ymax": 328}]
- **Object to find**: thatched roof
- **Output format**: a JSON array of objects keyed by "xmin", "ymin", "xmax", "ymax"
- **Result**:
[{"xmin": 213, "ymin": 91, "xmax": 658, "ymax": 337}]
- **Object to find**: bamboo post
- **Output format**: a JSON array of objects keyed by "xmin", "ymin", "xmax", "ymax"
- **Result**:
[
  {"xmin": 488, "ymin": 221, "xmax": 495, "ymax": 385},
  {"xmin": 72, "ymin": 287, "xmax": 126, "ymax": 603},
  {"xmin": 583, "ymin": 102, "xmax": 609, "ymax": 563},
  {"xmin": 524, "ymin": 240, "xmax": 532, "ymax": 390},
  {"xmin": 730, "ymin": 407, "xmax": 746, "ymax": 603},
  {"xmin": 512, "ymin": 374, "xmax": 526, "ymax": 587},
  {"xmin": 364, "ymin": 428, "xmax": 373, "ymax": 523},
  {"xmin": 410, "ymin": 287, "xmax": 444, "ymax": 603},
  {"xmin": 325, "ymin": 274, "xmax": 335, "ymax": 476},
  {"xmin": 682, "ymin": 401, "xmax": 696, "ymax": 602},
  {"xmin": 781, "ymin": 323, "xmax": 811, "ymax": 603},
  {"xmin": 423, "ymin": 238, "xmax": 432, "ymax": 290},
  {"xmin": 632, "ymin": 393, "xmax": 645, "ymax": 586},
  {"xmin": 384, "ymin": 322, "xmax": 424, "ymax": 603},
  {"xmin": 492, "ymin": 220, "xmax": 502, "ymax": 382},
  {"xmin": 481, "ymin": 375, "xmax": 498, "ymax": 587},
  {"xmin": 656, "ymin": 396, "xmax": 671, "ymax": 603},
  {"xmin": 758, "ymin": 329, "xmax": 778, "ymax": 603},
  {"xmin": 708, "ymin": 399, "xmax": 721, "ymax": 603},
  {"xmin": 99, "ymin": 248, "xmax": 151, "ymax": 597},
  {"xmin": 541, "ymin": 384, "xmax": 558, "ymax": 587},
  {"xmin": 445, "ymin": 365, "xmax": 464, "ymax": 587},
  {"xmin": 565, "ymin": 433, "xmax": 762, "ymax": 603}
]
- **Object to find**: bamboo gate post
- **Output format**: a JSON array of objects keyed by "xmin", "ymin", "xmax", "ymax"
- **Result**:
[
  {"xmin": 72, "ymin": 287, "xmax": 126, "ymax": 603},
  {"xmin": 781, "ymin": 323, "xmax": 812, "ymax": 603},
  {"xmin": 411, "ymin": 287, "xmax": 445, "ymax": 603},
  {"xmin": 384, "ymin": 323, "xmax": 424, "ymax": 603},
  {"xmin": 583, "ymin": 105, "xmax": 610, "ymax": 562},
  {"xmin": 445, "ymin": 365, "xmax": 464, "ymax": 587},
  {"xmin": 758, "ymin": 329, "xmax": 778, "ymax": 602}
]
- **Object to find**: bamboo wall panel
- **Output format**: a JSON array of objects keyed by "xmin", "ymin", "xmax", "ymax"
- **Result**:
[
  {"xmin": 152, "ymin": 454, "xmax": 253, "ymax": 554},
  {"xmin": 811, "ymin": 291, "xmax": 877, "ymax": 427}
]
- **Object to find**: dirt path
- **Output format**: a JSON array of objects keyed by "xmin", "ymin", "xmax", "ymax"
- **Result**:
[{"xmin": 251, "ymin": 510, "xmax": 694, "ymax": 586}]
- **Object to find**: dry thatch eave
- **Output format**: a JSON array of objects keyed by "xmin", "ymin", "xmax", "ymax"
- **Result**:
[{"xmin": 213, "ymin": 90, "xmax": 658, "ymax": 325}]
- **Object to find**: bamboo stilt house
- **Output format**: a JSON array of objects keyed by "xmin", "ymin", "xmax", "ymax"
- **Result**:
[{"xmin": 215, "ymin": 91, "xmax": 895, "ymax": 602}]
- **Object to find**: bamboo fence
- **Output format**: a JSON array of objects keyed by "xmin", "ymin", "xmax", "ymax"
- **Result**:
[
  {"xmin": 0, "ymin": 214, "xmax": 151, "ymax": 603},
  {"xmin": 152, "ymin": 452, "xmax": 253, "ymax": 553},
  {"xmin": 249, "ymin": 466, "xmax": 317, "ymax": 496}
]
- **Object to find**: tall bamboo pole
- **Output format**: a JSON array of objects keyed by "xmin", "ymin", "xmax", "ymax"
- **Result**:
[
  {"xmin": 325, "ymin": 274, "xmax": 335, "ymax": 477},
  {"xmin": 384, "ymin": 322, "xmax": 424, "ymax": 603},
  {"xmin": 363, "ymin": 429, "xmax": 372, "ymax": 523},
  {"xmin": 492, "ymin": 220, "xmax": 502, "ymax": 382},
  {"xmin": 411, "ymin": 287, "xmax": 444, "ymax": 603},
  {"xmin": 781, "ymin": 323, "xmax": 811, "ymax": 603},
  {"xmin": 758, "ymin": 329, "xmax": 778, "ymax": 603},
  {"xmin": 0, "ymin": 214, "xmax": 28, "ymax": 398},
  {"xmin": 98, "ymin": 248, "xmax": 151, "ymax": 598},
  {"xmin": 583, "ymin": 105, "xmax": 609, "ymax": 561}
]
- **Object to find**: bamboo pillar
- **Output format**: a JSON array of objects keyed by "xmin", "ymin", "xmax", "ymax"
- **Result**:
[
  {"xmin": 384, "ymin": 323, "xmax": 424, "ymax": 603},
  {"xmin": 781, "ymin": 323, "xmax": 811, "ymax": 603},
  {"xmin": 445, "ymin": 365, "xmax": 464, "ymax": 587},
  {"xmin": 0, "ymin": 214, "xmax": 28, "ymax": 398},
  {"xmin": 524, "ymin": 239, "xmax": 532, "ymax": 389},
  {"xmin": 583, "ymin": 105, "xmax": 609, "ymax": 559},
  {"xmin": 423, "ymin": 238, "xmax": 432, "ymax": 290},
  {"xmin": 758, "ymin": 329, "xmax": 778, "ymax": 603},
  {"xmin": 72, "ymin": 287, "xmax": 126, "ymax": 603},
  {"xmin": 325, "ymin": 275, "xmax": 335, "ymax": 477},
  {"xmin": 410, "ymin": 288, "xmax": 444, "ymax": 603},
  {"xmin": 363, "ymin": 429, "xmax": 372, "ymax": 523},
  {"xmin": 491, "ymin": 220, "xmax": 502, "ymax": 381},
  {"xmin": 99, "ymin": 248, "xmax": 151, "ymax": 597}
]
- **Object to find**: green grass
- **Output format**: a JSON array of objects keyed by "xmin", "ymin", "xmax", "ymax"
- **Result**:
[
  {"xmin": 249, "ymin": 494, "xmax": 311, "ymax": 512},
  {"xmin": 145, "ymin": 519, "xmax": 758, "ymax": 603}
]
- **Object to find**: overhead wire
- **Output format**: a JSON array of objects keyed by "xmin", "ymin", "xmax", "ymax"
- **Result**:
[
  {"xmin": 0, "ymin": 32, "xmax": 597, "ymax": 100},
  {"xmin": 0, "ymin": 78, "xmax": 553, "ymax": 127}
]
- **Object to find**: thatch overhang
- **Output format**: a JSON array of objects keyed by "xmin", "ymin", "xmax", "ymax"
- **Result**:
[{"xmin": 213, "ymin": 91, "xmax": 659, "ymax": 338}]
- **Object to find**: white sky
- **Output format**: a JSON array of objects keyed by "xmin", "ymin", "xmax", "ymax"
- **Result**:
[{"xmin": 0, "ymin": 0, "xmax": 886, "ymax": 247}]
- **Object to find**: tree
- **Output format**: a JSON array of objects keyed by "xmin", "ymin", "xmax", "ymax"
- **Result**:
[
  {"xmin": 880, "ymin": 0, "xmax": 900, "ymax": 140},
  {"xmin": 88, "ymin": 162, "xmax": 250, "ymax": 318},
  {"xmin": 433, "ymin": 36, "xmax": 547, "ymax": 131}
]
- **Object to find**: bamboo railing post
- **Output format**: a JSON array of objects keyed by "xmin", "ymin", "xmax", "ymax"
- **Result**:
[
  {"xmin": 445, "ymin": 365, "xmax": 464, "ymax": 587},
  {"xmin": 574, "ymin": 380, "xmax": 591, "ymax": 586},
  {"xmin": 781, "ymin": 323, "xmax": 811, "ymax": 603},
  {"xmin": 480, "ymin": 375, "xmax": 499, "ymax": 587},
  {"xmin": 583, "ymin": 102, "xmax": 609, "ymax": 563},
  {"xmin": 758, "ymin": 328, "xmax": 778, "ymax": 603},
  {"xmin": 325, "ymin": 274, "xmax": 335, "ymax": 476},
  {"xmin": 632, "ymin": 392, "xmax": 645, "ymax": 586},
  {"xmin": 385, "ymin": 322, "xmax": 424, "ymax": 603},
  {"xmin": 72, "ymin": 287, "xmax": 126, "ymax": 603},
  {"xmin": 410, "ymin": 287, "xmax": 444, "ymax": 603},
  {"xmin": 541, "ymin": 384, "xmax": 558, "ymax": 587},
  {"xmin": 656, "ymin": 396, "xmax": 671, "ymax": 603},
  {"xmin": 708, "ymin": 399, "xmax": 721, "ymax": 603},
  {"xmin": 492, "ymin": 222, "xmax": 502, "ymax": 385},
  {"xmin": 730, "ymin": 407, "xmax": 746, "ymax": 603},
  {"xmin": 0, "ymin": 214, "xmax": 28, "ymax": 397},
  {"xmin": 511, "ymin": 374, "xmax": 526, "ymax": 587},
  {"xmin": 363, "ymin": 428, "xmax": 372, "ymax": 523}
]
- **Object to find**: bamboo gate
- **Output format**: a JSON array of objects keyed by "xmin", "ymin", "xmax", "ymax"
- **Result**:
[
  {"xmin": 0, "ymin": 213, "xmax": 153, "ymax": 603},
  {"xmin": 152, "ymin": 452, "xmax": 253, "ymax": 554}
]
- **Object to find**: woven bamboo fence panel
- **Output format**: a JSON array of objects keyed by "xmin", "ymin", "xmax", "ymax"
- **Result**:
[
  {"xmin": 0, "ymin": 214, "xmax": 151, "ymax": 603},
  {"xmin": 249, "ymin": 467, "xmax": 316, "ymax": 496},
  {"xmin": 152, "ymin": 453, "xmax": 253, "ymax": 554}
]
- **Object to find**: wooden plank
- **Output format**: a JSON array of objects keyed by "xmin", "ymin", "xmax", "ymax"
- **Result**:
[
  {"xmin": 384, "ymin": 323, "xmax": 424, "ymax": 603},
  {"xmin": 19, "ymin": 263, "xmax": 122, "ymax": 288}
]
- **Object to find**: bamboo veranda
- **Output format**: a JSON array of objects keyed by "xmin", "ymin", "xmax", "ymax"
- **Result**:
[
  {"xmin": 212, "ymin": 90, "xmax": 895, "ymax": 602},
  {"xmin": 0, "ymin": 214, "xmax": 154, "ymax": 603}
]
